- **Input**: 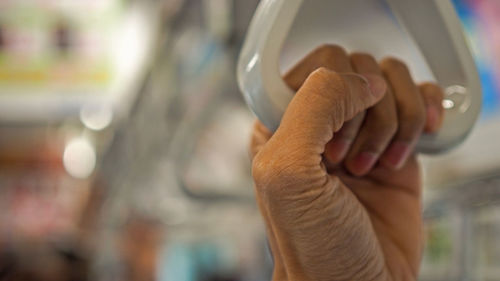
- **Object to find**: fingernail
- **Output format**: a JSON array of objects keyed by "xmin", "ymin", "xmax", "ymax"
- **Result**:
[
  {"xmin": 383, "ymin": 142, "xmax": 411, "ymax": 169},
  {"xmin": 326, "ymin": 139, "xmax": 351, "ymax": 163},
  {"xmin": 426, "ymin": 105, "xmax": 439, "ymax": 132},
  {"xmin": 349, "ymin": 151, "xmax": 378, "ymax": 176},
  {"xmin": 362, "ymin": 74, "xmax": 387, "ymax": 99}
]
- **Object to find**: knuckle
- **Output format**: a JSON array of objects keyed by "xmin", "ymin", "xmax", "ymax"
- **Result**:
[
  {"xmin": 305, "ymin": 69, "xmax": 350, "ymax": 129},
  {"xmin": 310, "ymin": 66, "xmax": 332, "ymax": 78},
  {"xmin": 350, "ymin": 52, "xmax": 376, "ymax": 63},
  {"xmin": 309, "ymin": 67, "xmax": 344, "ymax": 90},
  {"xmin": 314, "ymin": 44, "xmax": 348, "ymax": 60},
  {"xmin": 306, "ymin": 68, "xmax": 346, "ymax": 110},
  {"xmin": 381, "ymin": 57, "xmax": 408, "ymax": 72}
]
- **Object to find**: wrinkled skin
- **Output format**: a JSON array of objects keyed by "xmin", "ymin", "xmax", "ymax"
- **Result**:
[{"xmin": 250, "ymin": 45, "xmax": 444, "ymax": 281}]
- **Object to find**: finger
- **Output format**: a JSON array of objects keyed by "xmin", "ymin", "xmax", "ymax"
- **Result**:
[
  {"xmin": 419, "ymin": 82, "xmax": 445, "ymax": 133},
  {"xmin": 284, "ymin": 45, "xmax": 367, "ymax": 166},
  {"xmin": 284, "ymin": 44, "xmax": 352, "ymax": 90},
  {"xmin": 250, "ymin": 120, "xmax": 273, "ymax": 159},
  {"xmin": 269, "ymin": 68, "xmax": 386, "ymax": 165},
  {"xmin": 344, "ymin": 53, "xmax": 398, "ymax": 176},
  {"xmin": 380, "ymin": 58, "xmax": 426, "ymax": 170}
]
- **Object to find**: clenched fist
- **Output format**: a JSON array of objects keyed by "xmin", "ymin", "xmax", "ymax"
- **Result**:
[{"xmin": 250, "ymin": 45, "xmax": 445, "ymax": 281}]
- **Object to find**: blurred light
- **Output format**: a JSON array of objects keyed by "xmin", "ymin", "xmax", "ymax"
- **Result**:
[
  {"xmin": 246, "ymin": 54, "xmax": 258, "ymax": 73},
  {"xmin": 443, "ymin": 99, "xmax": 455, "ymax": 109},
  {"xmin": 80, "ymin": 105, "xmax": 113, "ymax": 131},
  {"xmin": 112, "ymin": 6, "xmax": 149, "ymax": 84},
  {"xmin": 63, "ymin": 137, "xmax": 96, "ymax": 179},
  {"xmin": 445, "ymin": 85, "xmax": 470, "ymax": 113}
]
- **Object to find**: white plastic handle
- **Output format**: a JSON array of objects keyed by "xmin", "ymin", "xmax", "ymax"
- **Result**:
[{"xmin": 238, "ymin": 0, "xmax": 482, "ymax": 154}]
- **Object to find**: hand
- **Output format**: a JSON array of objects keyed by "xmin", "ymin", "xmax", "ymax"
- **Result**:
[{"xmin": 250, "ymin": 45, "xmax": 445, "ymax": 281}]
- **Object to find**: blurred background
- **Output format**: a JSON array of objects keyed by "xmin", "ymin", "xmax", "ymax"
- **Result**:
[{"xmin": 0, "ymin": 0, "xmax": 499, "ymax": 280}]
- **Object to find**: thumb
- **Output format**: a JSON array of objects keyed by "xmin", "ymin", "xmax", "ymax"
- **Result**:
[{"xmin": 274, "ymin": 67, "xmax": 386, "ymax": 154}]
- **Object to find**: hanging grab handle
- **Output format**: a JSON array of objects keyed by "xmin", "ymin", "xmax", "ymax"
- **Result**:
[{"xmin": 238, "ymin": 0, "xmax": 482, "ymax": 154}]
